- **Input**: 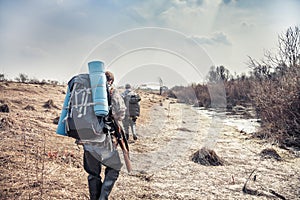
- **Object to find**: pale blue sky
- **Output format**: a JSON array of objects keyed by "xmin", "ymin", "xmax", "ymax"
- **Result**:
[{"xmin": 0, "ymin": 0, "xmax": 299, "ymax": 86}]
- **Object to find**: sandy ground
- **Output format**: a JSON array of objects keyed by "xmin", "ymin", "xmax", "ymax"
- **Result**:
[{"xmin": 0, "ymin": 81, "xmax": 299, "ymax": 200}]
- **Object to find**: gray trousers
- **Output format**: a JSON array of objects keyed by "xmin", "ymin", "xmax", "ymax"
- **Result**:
[
  {"xmin": 83, "ymin": 150, "xmax": 120, "ymax": 200},
  {"xmin": 122, "ymin": 115, "xmax": 137, "ymax": 139}
]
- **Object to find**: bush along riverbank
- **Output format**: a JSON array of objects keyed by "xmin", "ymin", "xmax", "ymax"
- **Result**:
[{"xmin": 165, "ymin": 26, "xmax": 300, "ymax": 150}]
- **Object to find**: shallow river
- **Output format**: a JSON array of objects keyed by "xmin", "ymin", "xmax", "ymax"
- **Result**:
[{"xmin": 194, "ymin": 107, "xmax": 261, "ymax": 134}]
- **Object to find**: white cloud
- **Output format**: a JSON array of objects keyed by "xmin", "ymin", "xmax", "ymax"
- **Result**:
[
  {"xmin": 173, "ymin": 0, "xmax": 205, "ymax": 7},
  {"xmin": 1, "ymin": 0, "xmax": 299, "ymax": 83},
  {"xmin": 191, "ymin": 32, "xmax": 231, "ymax": 45}
]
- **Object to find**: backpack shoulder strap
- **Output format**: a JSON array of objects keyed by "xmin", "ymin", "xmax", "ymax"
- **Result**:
[
  {"xmin": 106, "ymin": 83, "xmax": 113, "ymax": 117},
  {"xmin": 67, "ymin": 75, "xmax": 76, "ymax": 92}
]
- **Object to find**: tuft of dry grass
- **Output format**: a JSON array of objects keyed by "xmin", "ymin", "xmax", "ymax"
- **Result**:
[{"xmin": 191, "ymin": 147, "xmax": 225, "ymax": 166}]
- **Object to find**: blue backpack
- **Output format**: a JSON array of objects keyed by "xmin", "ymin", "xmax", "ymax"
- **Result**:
[{"xmin": 56, "ymin": 61, "xmax": 109, "ymax": 142}]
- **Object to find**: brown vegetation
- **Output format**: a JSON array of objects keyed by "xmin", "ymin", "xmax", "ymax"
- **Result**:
[
  {"xmin": 191, "ymin": 147, "xmax": 225, "ymax": 166},
  {"xmin": 259, "ymin": 148, "xmax": 282, "ymax": 161},
  {"xmin": 249, "ymin": 26, "xmax": 300, "ymax": 148},
  {"xmin": 0, "ymin": 81, "xmax": 299, "ymax": 199},
  {"xmin": 0, "ymin": 25, "xmax": 299, "ymax": 200},
  {"xmin": 168, "ymin": 26, "xmax": 300, "ymax": 149}
]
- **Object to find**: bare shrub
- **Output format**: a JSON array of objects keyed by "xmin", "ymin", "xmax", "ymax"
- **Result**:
[
  {"xmin": 15, "ymin": 73, "xmax": 29, "ymax": 83},
  {"xmin": 250, "ymin": 26, "xmax": 300, "ymax": 148},
  {"xmin": 252, "ymin": 67, "xmax": 300, "ymax": 146},
  {"xmin": 225, "ymin": 75, "xmax": 252, "ymax": 108},
  {"xmin": 170, "ymin": 85, "xmax": 199, "ymax": 105},
  {"xmin": 169, "ymin": 66, "xmax": 252, "ymax": 109}
]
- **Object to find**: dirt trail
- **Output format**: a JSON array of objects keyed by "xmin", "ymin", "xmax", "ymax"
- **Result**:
[
  {"xmin": 112, "ymin": 97, "xmax": 300, "ymax": 200},
  {"xmin": 0, "ymin": 82, "xmax": 299, "ymax": 200}
]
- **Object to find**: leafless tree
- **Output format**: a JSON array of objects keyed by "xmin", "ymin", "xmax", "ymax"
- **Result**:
[
  {"xmin": 249, "ymin": 26, "xmax": 299, "ymax": 78},
  {"xmin": 278, "ymin": 26, "xmax": 300, "ymax": 67},
  {"xmin": 207, "ymin": 65, "xmax": 231, "ymax": 82},
  {"xmin": 249, "ymin": 26, "xmax": 300, "ymax": 147}
]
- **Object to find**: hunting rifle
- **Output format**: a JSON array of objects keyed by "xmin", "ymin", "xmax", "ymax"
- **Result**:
[{"xmin": 111, "ymin": 118, "xmax": 132, "ymax": 173}]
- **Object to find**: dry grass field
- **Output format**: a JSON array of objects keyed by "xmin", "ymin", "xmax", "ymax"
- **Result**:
[{"xmin": 0, "ymin": 81, "xmax": 299, "ymax": 199}]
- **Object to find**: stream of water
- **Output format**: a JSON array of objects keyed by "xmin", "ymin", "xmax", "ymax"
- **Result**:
[{"xmin": 194, "ymin": 107, "xmax": 261, "ymax": 134}]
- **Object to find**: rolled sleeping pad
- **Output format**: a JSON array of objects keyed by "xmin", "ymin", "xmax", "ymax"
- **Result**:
[
  {"xmin": 56, "ymin": 88, "xmax": 70, "ymax": 136},
  {"xmin": 88, "ymin": 61, "xmax": 109, "ymax": 116}
]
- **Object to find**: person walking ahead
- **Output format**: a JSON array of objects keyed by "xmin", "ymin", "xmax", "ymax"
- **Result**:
[
  {"xmin": 83, "ymin": 71, "xmax": 125, "ymax": 200},
  {"xmin": 122, "ymin": 84, "xmax": 141, "ymax": 140}
]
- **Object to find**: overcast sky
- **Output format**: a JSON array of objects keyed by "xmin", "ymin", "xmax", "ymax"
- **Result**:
[{"xmin": 0, "ymin": 0, "xmax": 299, "ymax": 86}]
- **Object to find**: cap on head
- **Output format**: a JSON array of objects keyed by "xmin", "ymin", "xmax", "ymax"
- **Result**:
[
  {"xmin": 125, "ymin": 83, "xmax": 131, "ymax": 89},
  {"xmin": 105, "ymin": 71, "xmax": 114, "ymax": 84}
]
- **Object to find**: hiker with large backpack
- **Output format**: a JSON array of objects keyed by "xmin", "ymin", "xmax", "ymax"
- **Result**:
[
  {"xmin": 122, "ymin": 83, "xmax": 141, "ymax": 140},
  {"xmin": 56, "ymin": 61, "xmax": 130, "ymax": 200},
  {"xmin": 83, "ymin": 71, "xmax": 125, "ymax": 200}
]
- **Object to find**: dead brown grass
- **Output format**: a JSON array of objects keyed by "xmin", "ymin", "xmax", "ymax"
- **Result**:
[{"xmin": 0, "ymin": 81, "xmax": 299, "ymax": 200}]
